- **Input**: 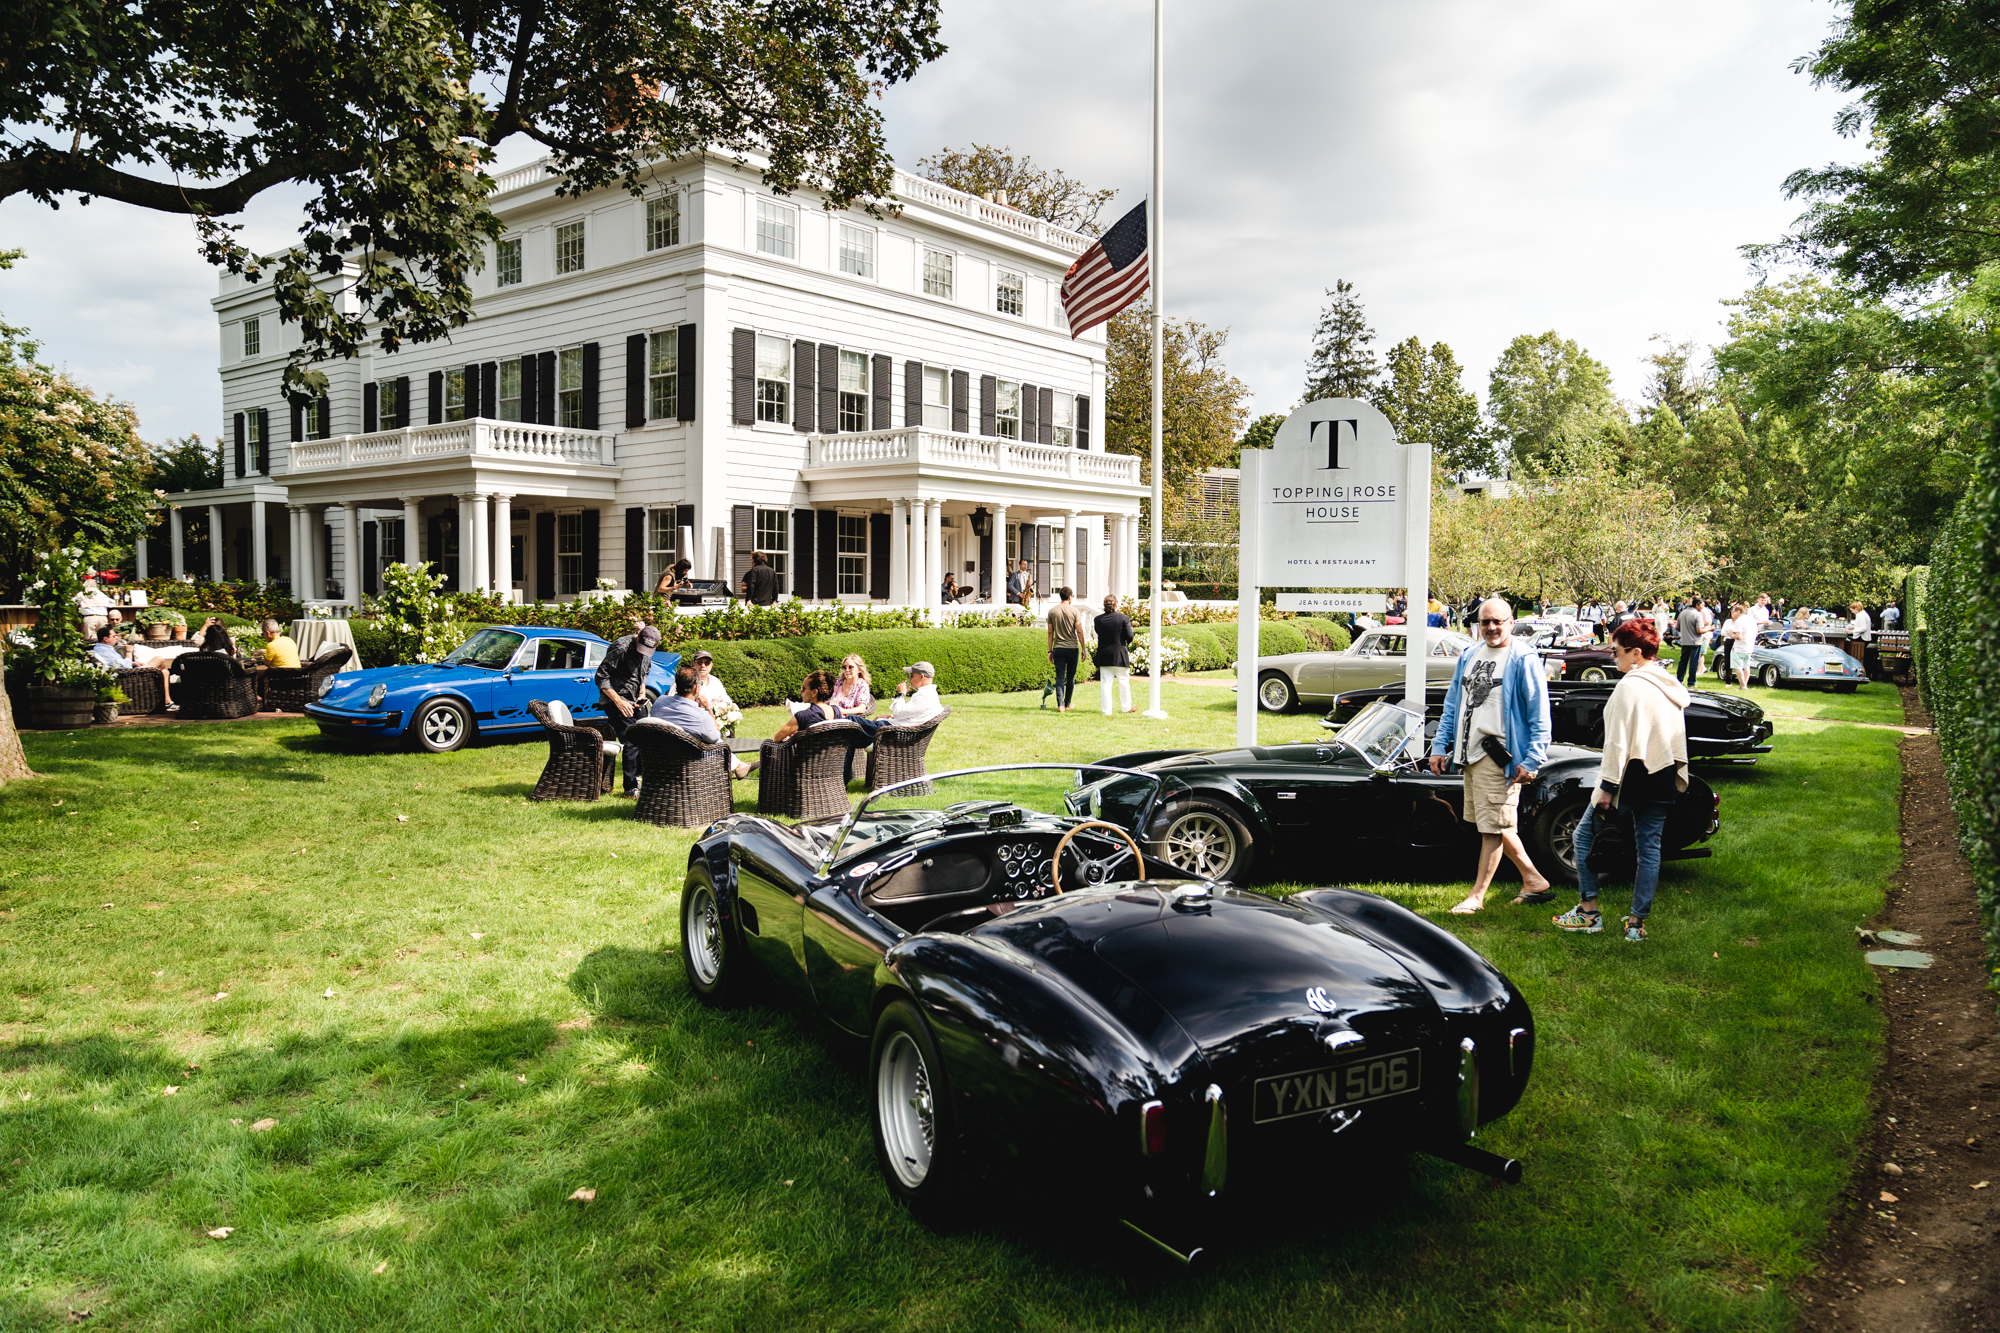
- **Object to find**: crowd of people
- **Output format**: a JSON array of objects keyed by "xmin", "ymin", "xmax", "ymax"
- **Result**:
[{"xmin": 69, "ymin": 575, "xmax": 312, "ymax": 715}]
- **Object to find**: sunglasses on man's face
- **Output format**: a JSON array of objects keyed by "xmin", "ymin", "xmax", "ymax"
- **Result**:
[{"xmin": 1478, "ymin": 618, "xmax": 1508, "ymax": 626}]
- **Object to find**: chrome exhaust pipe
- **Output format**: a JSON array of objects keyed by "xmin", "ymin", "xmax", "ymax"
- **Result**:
[{"xmin": 1423, "ymin": 1140, "xmax": 1523, "ymax": 1184}]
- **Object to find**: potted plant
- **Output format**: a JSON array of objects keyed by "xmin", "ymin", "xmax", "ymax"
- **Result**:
[
  {"xmin": 135, "ymin": 606, "xmax": 185, "ymax": 641},
  {"xmin": 94, "ymin": 683, "xmax": 129, "ymax": 725},
  {"xmin": 19, "ymin": 546, "xmax": 106, "ymax": 729}
]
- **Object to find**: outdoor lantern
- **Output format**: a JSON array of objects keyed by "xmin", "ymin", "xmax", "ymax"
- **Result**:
[{"xmin": 970, "ymin": 507, "xmax": 992, "ymax": 538}]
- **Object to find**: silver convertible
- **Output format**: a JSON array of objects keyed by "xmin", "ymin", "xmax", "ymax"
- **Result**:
[{"xmin": 1253, "ymin": 628, "xmax": 1472, "ymax": 712}]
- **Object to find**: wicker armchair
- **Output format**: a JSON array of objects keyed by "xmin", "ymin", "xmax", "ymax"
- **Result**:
[
  {"xmin": 756, "ymin": 718, "xmax": 863, "ymax": 821},
  {"xmin": 528, "ymin": 699, "xmax": 614, "ymax": 800},
  {"xmin": 864, "ymin": 706, "xmax": 952, "ymax": 795},
  {"xmin": 264, "ymin": 645, "xmax": 352, "ymax": 713},
  {"xmin": 173, "ymin": 653, "xmax": 258, "ymax": 719},
  {"xmin": 115, "ymin": 666, "xmax": 166, "ymax": 716},
  {"xmin": 622, "ymin": 720, "xmax": 734, "ymax": 828}
]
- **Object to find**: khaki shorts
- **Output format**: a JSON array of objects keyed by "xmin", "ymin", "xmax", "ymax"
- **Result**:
[{"xmin": 1464, "ymin": 755, "xmax": 1520, "ymax": 834}]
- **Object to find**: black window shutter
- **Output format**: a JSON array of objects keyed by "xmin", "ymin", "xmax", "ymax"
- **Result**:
[
  {"xmin": 1036, "ymin": 524, "xmax": 1051, "ymax": 596},
  {"xmin": 979, "ymin": 374, "xmax": 998, "ymax": 436},
  {"xmin": 462, "ymin": 363, "xmax": 479, "ymax": 419},
  {"xmin": 1022, "ymin": 382, "xmax": 1039, "ymax": 442},
  {"xmin": 289, "ymin": 399, "xmax": 303, "ymax": 444},
  {"xmin": 677, "ymin": 324, "xmax": 696, "ymax": 421},
  {"xmin": 817, "ymin": 509, "xmax": 838, "ymax": 600},
  {"xmin": 1039, "ymin": 386, "xmax": 1056, "ymax": 444},
  {"xmin": 428, "ymin": 370, "xmax": 444, "ymax": 424},
  {"xmin": 535, "ymin": 511, "xmax": 555, "ymax": 600},
  {"xmin": 904, "ymin": 359, "xmax": 923, "ymax": 427},
  {"xmin": 625, "ymin": 506, "xmax": 644, "ymax": 591},
  {"xmin": 793, "ymin": 508, "xmax": 816, "ymax": 597},
  {"xmin": 258, "ymin": 408, "xmax": 273, "ymax": 469},
  {"xmin": 869, "ymin": 512, "xmax": 890, "ymax": 598},
  {"xmin": 519, "ymin": 356, "xmax": 538, "ymax": 423},
  {"xmin": 323, "ymin": 523, "xmax": 334, "ymax": 595},
  {"xmin": 1076, "ymin": 395, "xmax": 1092, "ymax": 450},
  {"xmin": 234, "ymin": 413, "xmax": 247, "ymax": 477},
  {"xmin": 363, "ymin": 522, "xmax": 379, "ymax": 595},
  {"xmin": 731, "ymin": 504, "xmax": 754, "ymax": 589},
  {"xmin": 536, "ymin": 351, "xmax": 556, "ymax": 425},
  {"xmin": 1076, "ymin": 522, "xmax": 1088, "ymax": 599},
  {"xmin": 364, "ymin": 382, "xmax": 379, "ymax": 433},
  {"xmin": 394, "ymin": 376, "xmax": 411, "ymax": 428},
  {"xmin": 951, "ymin": 369, "xmax": 970, "ymax": 433},
  {"xmin": 979, "ymin": 531, "xmax": 993, "ymax": 598},
  {"xmin": 626, "ymin": 333, "xmax": 647, "ymax": 427},
  {"xmin": 580, "ymin": 509, "xmax": 600, "ymax": 586},
  {"xmin": 428, "ymin": 515, "xmax": 444, "ymax": 579},
  {"xmin": 871, "ymin": 354, "xmax": 892, "ymax": 430},
  {"xmin": 731, "ymin": 328, "xmax": 755, "ymax": 425},
  {"xmin": 793, "ymin": 339, "xmax": 815, "ymax": 433},
  {"xmin": 580, "ymin": 342, "xmax": 599, "ymax": 429},
  {"xmin": 817, "ymin": 344, "xmax": 838, "ymax": 431},
  {"xmin": 480, "ymin": 362, "xmax": 496, "ymax": 418}
]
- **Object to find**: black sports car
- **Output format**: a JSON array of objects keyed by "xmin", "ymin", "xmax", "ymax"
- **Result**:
[
  {"xmin": 1091, "ymin": 701, "xmax": 1719, "ymax": 886},
  {"xmin": 1322, "ymin": 681, "xmax": 1775, "ymax": 764},
  {"xmin": 680, "ymin": 764, "xmax": 1535, "ymax": 1260}
]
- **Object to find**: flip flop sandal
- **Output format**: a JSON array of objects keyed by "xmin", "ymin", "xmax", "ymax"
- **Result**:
[
  {"xmin": 1448, "ymin": 893, "xmax": 1485, "ymax": 915},
  {"xmin": 1511, "ymin": 889, "xmax": 1556, "ymax": 906}
]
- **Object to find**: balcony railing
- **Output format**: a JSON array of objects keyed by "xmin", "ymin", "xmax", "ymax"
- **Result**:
[
  {"xmin": 889, "ymin": 171, "xmax": 1091, "ymax": 255},
  {"xmin": 287, "ymin": 419, "xmax": 615, "ymax": 473},
  {"xmin": 806, "ymin": 427, "xmax": 1140, "ymax": 487}
]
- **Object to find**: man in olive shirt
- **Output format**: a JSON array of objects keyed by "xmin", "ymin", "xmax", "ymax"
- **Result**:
[{"xmin": 1045, "ymin": 586, "xmax": 1086, "ymax": 712}]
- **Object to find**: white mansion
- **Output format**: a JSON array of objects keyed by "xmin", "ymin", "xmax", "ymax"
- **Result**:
[{"xmin": 145, "ymin": 152, "xmax": 1147, "ymax": 610}]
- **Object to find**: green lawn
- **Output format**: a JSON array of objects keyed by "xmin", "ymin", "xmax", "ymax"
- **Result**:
[{"xmin": 0, "ymin": 679, "xmax": 1904, "ymax": 1331}]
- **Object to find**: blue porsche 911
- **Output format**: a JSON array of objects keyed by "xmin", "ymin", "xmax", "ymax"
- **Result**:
[{"xmin": 305, "ymin": 625, "xmax": 680, "ymax": 752}]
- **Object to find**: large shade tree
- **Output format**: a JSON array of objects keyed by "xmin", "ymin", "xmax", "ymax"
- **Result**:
[
  {"xmin": 1104, "ymin": 305, "xmax": 1250, "ymax": 505},
  {"xmin": 1, "ymin": 0, "xmax": 945, "ymax": 393},
  {"xmin": 912, "ymin": 145, "xmax": 1116, "ymax": 234},
  {"xmin": 1485, "ymin": 331, "xmax": 1627, "ymax": 476}
]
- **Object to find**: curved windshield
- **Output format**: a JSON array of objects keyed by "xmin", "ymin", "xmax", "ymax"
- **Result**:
[
  {"xmin": 825, "ymin": 765, "xmax": 1162, "ymax": 868},
  {"xmin": 1330, "ymin": 700, "xmax": 1425, "ymax": 767},
  {"xmin": 442, "ymin": 629, "xmax": 525, "ymax": 669}
]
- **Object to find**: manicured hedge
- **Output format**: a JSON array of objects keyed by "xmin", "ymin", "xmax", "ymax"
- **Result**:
[{"xmin": 681, "ymin": 627, "xmax": 1055, "ymax": 706}]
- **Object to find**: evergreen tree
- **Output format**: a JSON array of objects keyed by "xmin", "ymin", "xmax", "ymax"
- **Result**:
[{"xmin": 1301, "ymin": 280, "xmax": 1379, "ymax": 402}]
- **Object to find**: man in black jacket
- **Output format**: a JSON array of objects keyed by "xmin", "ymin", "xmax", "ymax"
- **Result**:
[
  {"xmin": 595, "ymin": 622, "xmax": 661, "ymax": 794},
  {"xmin": 741, "ymin": 552, "xmax": 780, "ymax": 605}
]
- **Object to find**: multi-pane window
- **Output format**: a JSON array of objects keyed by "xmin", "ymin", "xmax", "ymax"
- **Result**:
[
  {"xmin": 922, "ymin": 366, "xmax": 950, "ymax": 428},
  {"xmin": 378, "ymin": 519, "xmax": 402, "ymax": 564},
  {"xmin": 445, "ymin": 368, "xmax": 468, "ymax": 422},
  {"xmin": 646, "ymin": 509, "xmax": 679, "ymax": 590},
  {"xmin": 1050, "ymin": 525, "xmax": 1066, "ymax": 590},
  {"xmin": 996, "ymin": 270, "xmax": 1024, "ymax": 317},
  {"xmin": 646, "ymin": 195, "xmax": 680, "ymax": 251},
  {"xmin": 754, "ymin": 508, "xmax": 788, "ymax": 579},
  {"xmin": 557, "ymin": 348, "xmax": 584, "ymax": 427},
  {"xmin": 246, "ymin": 410, "xmax": 263, "ymax": 468},
  {"xmin": 379, "ymin": 378, "xmax": 402, "ymax": 428},
  {"xmin": 242, "ymin": 317, "xmax": 261, "ymax": 357},
  {"xmin": 556, "ymin": 511, "xmax": 583, "ymax": 595},
  {"xmin": 922, "ymin": 248, "xmax": 954, "ymax": 299},
  {"xmin": 837, "ymin": 350, "xmax": 868, "ymax": 432},
  {"xmin": 756, "ymin": 200, "xmax": 796, "ymax": 259},
  {"xmin": 1005, "ymin": 522, "xmax": 1019, "ymax": 568},
  {"xmin": 648, "ymin": 329, "xmax": 679, "ymax": 420},
  {"xmin": 497, "ymin": 362, "xmax": 521, "ymax": 421},
  {"xmin": 995, "ymin": 379, "xmax": 1022, "ymax": 440},
  {"xmin": 555, "ymin": 221, "xmax": 585, "ymax": 274},
  {"xmin": 838, "ymin": 224, "xmax": 874, "ymax": 278},
  {"xmin": 307, "ymin": 398, "xmax": 329, "ymax": 440},
  {"xmin": 837, "ymin": 513, "xmax": 867, "ymax": 595},
  {"xmin": 496, "ymin": 237, "xmax": 522, "ymax": 287},
  {"xmin": 1052, "ymin": 393, "xmax": 1076, "ymax": 447},
  {"xmin": 755, "ymin": 335, "xmax": 790, "ymax": 423}
]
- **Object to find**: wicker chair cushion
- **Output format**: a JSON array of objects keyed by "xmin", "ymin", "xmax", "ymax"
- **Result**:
[{"xmin": 546, "ymin": 699, "xmax": 575, "ymax": 727}]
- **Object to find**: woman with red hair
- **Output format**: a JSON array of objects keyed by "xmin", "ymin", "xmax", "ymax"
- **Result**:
[{"xmin": 1552, "ymin": 617, "xmax": 1689, "ymax": 944}]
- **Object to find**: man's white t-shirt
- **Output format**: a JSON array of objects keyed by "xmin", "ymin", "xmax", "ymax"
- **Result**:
[
  {"xmin": 891, "ymin": 682, "xmax": 944, "ymax": 725},
  {"xmin": 1749, "ymin": 603, "xmax": 1770, "ymax": 627},
  {"xmin": 1459, "ymin": 642, "xmax": 1510, "ymax": 764}
]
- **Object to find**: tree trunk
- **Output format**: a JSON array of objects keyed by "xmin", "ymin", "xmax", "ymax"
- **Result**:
[{"xmin": 0, "ymin": 659, "xmax": 40, "ymax": 783}]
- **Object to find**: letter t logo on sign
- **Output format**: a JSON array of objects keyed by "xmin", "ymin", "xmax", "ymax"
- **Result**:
[{"xmin": 1310, "ymin": 419, "xmax": 1358, "ymax": 470}]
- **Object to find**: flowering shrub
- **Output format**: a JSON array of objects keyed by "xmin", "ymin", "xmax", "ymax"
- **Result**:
[
  {"xmin": 375, "ymin": 561, "xmax": 452, "ymax": 664},
  {"xmin": 19, "ymin": 545, "xmax": 94, "ymax": 685},
  {"xmin": 1130, "ymin": 633, "xmax": 1191, "ymax": 675}
]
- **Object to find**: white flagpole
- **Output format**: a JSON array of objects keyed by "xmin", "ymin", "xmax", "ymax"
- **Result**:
[{"xmin": 1143, "ymin": 0, "xmax": 1169, "ymax": 720}]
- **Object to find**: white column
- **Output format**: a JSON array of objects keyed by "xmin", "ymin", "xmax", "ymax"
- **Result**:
[
  {"xmin": 1106, "ymin": 515, "xmax": 1121, "ymax": 600},
  {"xmin": 208, "ymin": 504, "xmax": 226, "ymax": 583},
  {"xmin": 400, "ymin": 495, "xmax": 423, "ymax": 569},
  {"xmin": 923, "ymin": 498, "xmax": 943, "ymax": 618},
  {"xmin": 170, "ymin": 507, "xmax": 185, "ymax": 579},
  {"xmin": 991, "ymin": 504, "xmax": 1009, "ymax": 601},
  {"xmin": 462, "ymin": 492, "xmax": 490, "ymax": 593},
  {"xmin": 251, "ymin": 500, "xmax": 269, "ymax": 585},
  {"xmin": 1066, "ymin": 508, "xmax": 1082, "ymax": 598},
  {"xmin": 303, "ymin": 506, "xmax": 324, "ymax": 599},
  {"xmin": 285, "ymin": 506, "xmax": 301, "ymax": 593},
  {"xmin": 339, "ymin": 503, "xmax": 362, "ymax": 609},
  {"xmin": 889, "ymin": 498, "xmax": 909, "ymax": 605},
  {"xmin": 136, "ymin": 517, "xmax": 150, "ymax": 579},
  {"xmin": 492, "ymin": 494, "xmax": 513, "ymax": 596},
  {"xmin": 1125, "ymin": 513, "xmax": 1142, "ymax": 601}
]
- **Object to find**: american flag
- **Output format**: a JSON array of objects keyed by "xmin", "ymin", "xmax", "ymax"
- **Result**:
[{"xmin": 1060, "ymin": 201, "xmax": 1148, "ymax": 339}]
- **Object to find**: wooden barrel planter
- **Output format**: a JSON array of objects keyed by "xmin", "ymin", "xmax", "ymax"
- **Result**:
[
  {"xmin": 24, "ymin": 685, "xmax": 95, "ymax": 730},
  {"xmin": 144, "ymin": 623, "xmax": 172, "ymax": 642}
]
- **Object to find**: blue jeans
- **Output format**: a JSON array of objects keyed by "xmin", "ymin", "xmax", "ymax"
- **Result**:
[
  {"xmin": 1573, "ymin": 797, "xmax": 1672, "ymax": 921},
  {"xmin": 1676, "ymin": 641, "xmax": 1704, "ymax": 685}
]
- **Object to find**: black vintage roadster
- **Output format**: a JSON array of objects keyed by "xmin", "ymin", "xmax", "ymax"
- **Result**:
[
  {"xmin": 680, "ymin": 764, "xmax": 1535, "ymax": 1259},
  {"xmin": 1091, "ymin": 701, "xmax": 1720, "ymax": 886}
]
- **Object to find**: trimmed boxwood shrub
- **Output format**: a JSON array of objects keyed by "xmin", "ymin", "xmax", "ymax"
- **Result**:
[
  {"xmin": 1288, "ymin": 616, "xmax": 1352, "ymax": 652},
  {"xmin": 679, "ymin": 627, "xmax": 1055, "ymax": 706}
]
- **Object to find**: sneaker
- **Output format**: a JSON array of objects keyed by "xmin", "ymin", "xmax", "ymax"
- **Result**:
[
  {"xmin": 1623, "ymin": 916, "xmax": 1648, "ymax": 943},
  {"xmin": 1552, "ymin": 906, "xmax": 1603, "ymax": 933}
]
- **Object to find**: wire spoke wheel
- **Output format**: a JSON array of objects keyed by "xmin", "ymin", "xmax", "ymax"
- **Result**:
[
  {"xmin": 1163, "ymin": 810, "xmax": 1239, "ymax": 879},
  {"xmin": 684, "ymin": 882, "xmax": 723, "ymax": 986},
  {"xmin": 1257, "ymin": 674, "xmax": 1296, "ymax": 711},
  {"xmin": 877, "ymin": 1031, "xmax": 936, "ymax": 1189}
]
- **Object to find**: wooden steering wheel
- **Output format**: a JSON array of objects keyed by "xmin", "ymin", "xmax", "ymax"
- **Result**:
[{"xmin": 1051, "ymin": 820, "xmax": 1147, "ymax": 894}]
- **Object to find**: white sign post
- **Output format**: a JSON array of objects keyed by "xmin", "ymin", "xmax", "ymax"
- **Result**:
[{"xmin": 1235, "ymin": 400, "xmax": 1431, "ymax": 746}]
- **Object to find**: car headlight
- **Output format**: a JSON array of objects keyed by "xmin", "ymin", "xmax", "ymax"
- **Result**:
[
  {"xmin": 367, "ymin": 683, "xmax": 387, "ymax": 709},
  {"xmin": 316, "ymin": 675, "xmax": 339, "ymax": 700}
]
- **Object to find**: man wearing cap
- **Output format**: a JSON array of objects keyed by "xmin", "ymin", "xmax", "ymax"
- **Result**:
[
  {"xmin": 596, "ymin": 622, "xmax": 662, "ymax": 795},
  {"xmin": 853, "ymin": 661, "xmax": 943, "ymax": 742}
]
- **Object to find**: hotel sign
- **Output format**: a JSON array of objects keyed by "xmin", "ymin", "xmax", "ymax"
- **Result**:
[{"xmin": 1253, "ymin": 400, "xmax": 1411, "ymax": 588}]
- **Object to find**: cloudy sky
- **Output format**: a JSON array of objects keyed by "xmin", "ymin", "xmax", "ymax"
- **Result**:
[{"xmin": 0, "ymin": 0, "xmax": 1856, "ymax": 443}]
